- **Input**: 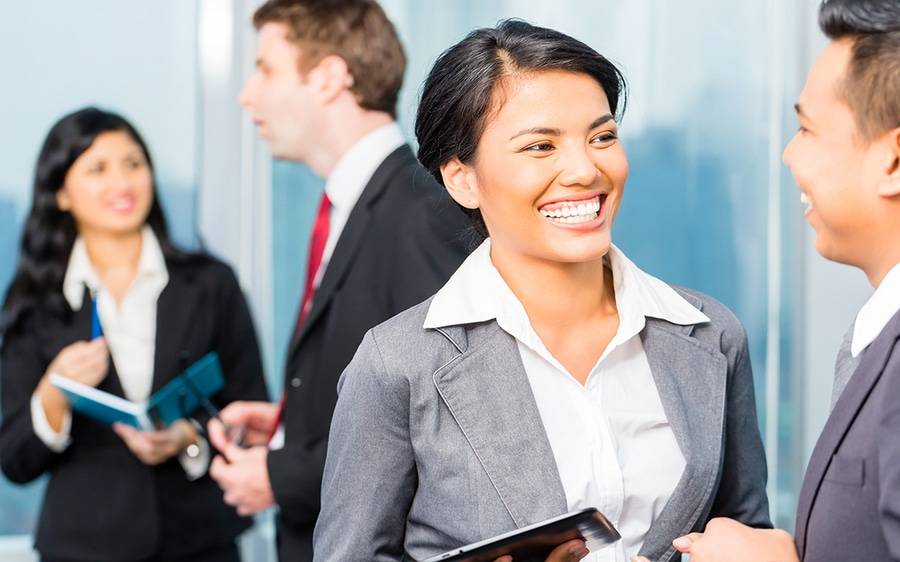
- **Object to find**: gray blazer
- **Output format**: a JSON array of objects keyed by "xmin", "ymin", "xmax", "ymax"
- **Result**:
[
  {"xmin": 313, "ymin": 288, "xmax": 770, "ymax": 562},
  {"xmin": 795, "ymin": 309, "xmax": 900, "ymax": 561}
]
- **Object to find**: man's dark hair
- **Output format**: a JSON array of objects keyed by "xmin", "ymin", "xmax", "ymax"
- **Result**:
[
  {"xmin": 415, "ymin": 19, "xmax": 627, "ymax": 238},
  {"xmin": 819, "ymin": 0, "xmax": 900, "ymax": 140},
  {"xmin": 253, "ymin": 0, "xmax": 405, "ymax": 117}
]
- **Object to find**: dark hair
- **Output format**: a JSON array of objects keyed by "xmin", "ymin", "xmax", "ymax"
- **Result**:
[
  {"xmin": 819, "ymin": 0, "xmax": 900, "ymax": 140},
  {"xmin": 253, "ymin": 0, "xmax": 406, "ymax": 117},
  {"xmin": 415, "ymin": 19, "xmax": 627, "ymax": 237},
  {"xmin": 1, "ymin": 107, "xmax": 194, "ymax": 336}
]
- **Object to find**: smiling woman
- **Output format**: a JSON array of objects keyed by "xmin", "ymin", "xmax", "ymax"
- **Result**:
[
  {"xmin": 313, "ymin": 20, "xmax": 772, "ymax": 562},
  {"xmin": 0, "ymin": 107, "xmax": 268, "ymax": 562}
]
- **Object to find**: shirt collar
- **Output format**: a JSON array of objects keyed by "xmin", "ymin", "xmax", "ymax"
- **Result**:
[
  {"xmin": 423, "ymin": 239, "xmax": 710, "ymax": 332},
  {"xmin": 62, "ymin": 226, "xmax": 169, "ymax": 310},
  {"xmin": 851, "ymin": 261, "xmax": 900, "ymax": 357},
  {"xmin": 324, "ymin": 122, "xmax": 406, "ymax": 213}
]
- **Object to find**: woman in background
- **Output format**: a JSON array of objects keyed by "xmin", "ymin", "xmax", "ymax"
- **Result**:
[
  {"xmin": 0, "ymin": 107, "xmax": 268, "ymax": 562},
  {"xmin": 313, "ymin": 21, "xmax": 770, "ymax": 562}
]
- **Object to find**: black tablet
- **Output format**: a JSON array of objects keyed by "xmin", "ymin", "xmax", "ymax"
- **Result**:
[{"xmin": 421, "ymin": 508, "xmax": 620, "ymax": 562}]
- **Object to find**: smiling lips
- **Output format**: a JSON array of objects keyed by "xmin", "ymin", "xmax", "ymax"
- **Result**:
[
  {"xmin": 539, "ymin": 194, "xmax": 606, "ymax": 225},
  {"xmin": 108, "ymin": 195, "xmax": 136, "ymax": 215}
]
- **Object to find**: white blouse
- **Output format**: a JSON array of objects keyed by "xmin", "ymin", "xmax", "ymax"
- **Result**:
[{"xmin": 31, "ymin": 227, "xmax": 207, "ymax": 478}]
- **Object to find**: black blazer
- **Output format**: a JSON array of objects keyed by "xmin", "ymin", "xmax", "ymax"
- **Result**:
[
  {"xmin": 795, "ymin": 308, "xmax": 900, "ymax": 561},
  {"xmin": 266, "ymin": 144, "xmax": 471, "ymax": 561},
  {"xmin": 0, "ymin": 256, "xmax": 269, "ymax": 561}
]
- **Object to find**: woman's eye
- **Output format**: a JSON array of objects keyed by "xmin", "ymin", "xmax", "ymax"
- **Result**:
[
  {"xmin": 87, "ymin": 163, "xmax": 105, "ymax": 174},
  {"xmin": 591, "ymin": 133, "xmax": 618, "ymax": 145},
  {"xmin": 126, "ymin": 159, "xmax": 144, "ymax": 169},
  {"xmin": 524, "ymin": 142, "xmax": 554, "ymax": 152}
]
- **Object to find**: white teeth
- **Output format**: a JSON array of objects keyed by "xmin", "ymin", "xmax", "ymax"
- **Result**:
[
  {"xmin": 541, "ymin": 211, "xmax": 599, "ymax": 224},
  {"xmin": 539, "ymin": 196, "xmax": 602, "ymax": 221},
  {"xmin": 800, "ymin": 193, "xmax": 812, "ymax": 213}
]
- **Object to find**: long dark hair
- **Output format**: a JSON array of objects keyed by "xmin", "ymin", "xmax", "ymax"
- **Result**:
[
  {"xmin": 1, "ymin": 107, "xmax": 195, "ymax": 336},
  {"xmin": 415, "ymin": 19, "xmax": 628, "ymax": 237}
]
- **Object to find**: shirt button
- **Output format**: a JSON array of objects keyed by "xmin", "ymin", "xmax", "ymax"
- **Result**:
[{"xmin": 291, "ymin": 377, "xmax": 302, "ymax": 388}]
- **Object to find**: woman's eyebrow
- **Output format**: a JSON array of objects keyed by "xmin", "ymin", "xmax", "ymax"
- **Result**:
[
  {"xmin": 508, "ymin": 113, "xmax": 615, "ymax": 141},
  {"xmin": 509, "ymin": 126, "xmax": 561, "ymax": 141},
  {"xmin": 587, "ymin": 113, "xmax": 614, "ymax": 130}
]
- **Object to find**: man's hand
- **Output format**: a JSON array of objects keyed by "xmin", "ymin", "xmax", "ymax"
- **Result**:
[
  {"xmin": 210, "ymin": 400, "xmax": 279, "ymax": 447},
  {"xmin": 208, "ymin": 434, "xmax": 275, "ymax": 516},
  {"xmin": 492, "ymin": 539, "xmax": 590, "ymax": 562},
  {"xmin": 113, "ymin": 419, "xmax": 196, "ymax": 466},
  {"xmin": 672, "ymin": 518, "xmax": 799, "ymax": 562}
]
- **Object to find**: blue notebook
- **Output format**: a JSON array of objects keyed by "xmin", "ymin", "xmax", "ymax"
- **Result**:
[{"xmin": 50, "ymin": 352, "xmax": 225, "ymax": 429}]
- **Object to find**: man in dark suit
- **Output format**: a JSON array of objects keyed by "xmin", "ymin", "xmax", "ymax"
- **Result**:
[
  {"xmin": 205, "ymin": 1, "xmax": 470, "ymax": 561},
  {"xmin": 637, "ymin": 1, "xmax": 900, "ymax": 561}
]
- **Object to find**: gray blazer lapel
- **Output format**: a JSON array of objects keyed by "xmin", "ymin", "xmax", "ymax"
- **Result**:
[
  {"xmin": 638, "ymin": 316, "xmax": 728, "ymax": 561},
  {"xmin": 432, "ymin": 321, "xmax": 568, "ymax": 528}
]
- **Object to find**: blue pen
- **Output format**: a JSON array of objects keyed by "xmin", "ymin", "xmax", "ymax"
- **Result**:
[{"xmin": 90, "ymin": 293, "xmax": 103, "ymax": 340}]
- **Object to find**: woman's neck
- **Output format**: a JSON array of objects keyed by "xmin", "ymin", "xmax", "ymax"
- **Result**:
[
  {"xmin": 81, "ymin": 228, "xmax": 144, "ymax": 301},
  {"xmin": 490, "ymin": 244, "xmax": 617, "ymax": 329}
]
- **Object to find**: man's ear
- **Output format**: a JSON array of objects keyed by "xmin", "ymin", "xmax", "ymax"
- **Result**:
[
  {"xmin": 876, "ymin": 126, "xmax": 900, "ymax": 198},
  {"xmin": 308, "ymin": 54, "xmax": 353, "ymax": 105},
  {"xmin": 440, "ymin": 158, "xmax": 480, "ymax": 209}
]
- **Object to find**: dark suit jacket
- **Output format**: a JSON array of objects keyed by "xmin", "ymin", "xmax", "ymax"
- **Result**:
[
  {"xmin": 795, "ymin": 308, "xmax": 900, "ymax": 561},
  {"xmin": 0, "ymin": 256, "xmax": 269, "ymax": 561},
  {"xmin": 267, "ymin": 144, "xmax": 471, "ymax": 561}
]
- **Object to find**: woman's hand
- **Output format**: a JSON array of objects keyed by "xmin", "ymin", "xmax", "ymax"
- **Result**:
[
  {"xmin": 35, "ymin": 338, "xmax": 109, "ymax": 432},
  {"xmin": 113, "ymin": 419, "xmax": 197, "ymax": 466},
  {"xmin": 44, "ymin": 337, "xmax": 109, "ymax": 387},
  {"xmin": 493, "ymin": 539, "xmax": 590, "ymax": 562}
]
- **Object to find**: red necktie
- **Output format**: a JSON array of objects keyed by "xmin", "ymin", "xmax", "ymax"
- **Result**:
[
  {"xmin": 294, "ymin": 192, "xmax": 332, "ymax": 338},
  {"xmin": 269, "ymin": 192, "xmax": 331, "ymax": 442}
]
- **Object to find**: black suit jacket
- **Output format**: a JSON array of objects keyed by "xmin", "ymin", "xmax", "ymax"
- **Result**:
[
  {"xmin": 267, "ymin": 144, "xmax": 471, "ymax": 561},
  {"xmin": 0, "ymin": 256, "xmax": 269, "ymax": 561},
  {"xmin": 795, "ymin": 308, "xmax": 900, "ymax": 561}
]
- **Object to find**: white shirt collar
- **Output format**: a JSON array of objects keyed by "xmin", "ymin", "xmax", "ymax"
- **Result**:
[
  {"xmin": 324, "ymin": 122, "xmax": 406, "ymax": 212},
  {"xmin": 423, "ymin": 239, "xmax": 710, "ymax": 332},
  {"xmin": 62, "ymin": 226, "xmax": 169, "ymax": 310},
  {"xmin": 851, "ymin": 262, "xmax": 900, "ymax": 357}
]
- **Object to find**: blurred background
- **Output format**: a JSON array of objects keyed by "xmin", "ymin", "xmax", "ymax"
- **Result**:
[{"xmin": 0, "ymin": 1, "xmax": 872, "ymax": 560}]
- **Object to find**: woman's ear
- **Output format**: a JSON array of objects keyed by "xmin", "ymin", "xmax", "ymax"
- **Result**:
[
  {"xmin": 56, "ymin": 188, "xmax": 72, "ymax": 211},
  {"xmin": 876, "ymin": 126, "xmax": 900, "ymax": 198},
  {"xmin": 440, "ymin": 158, "xmax": 480, "ymax": 209}
]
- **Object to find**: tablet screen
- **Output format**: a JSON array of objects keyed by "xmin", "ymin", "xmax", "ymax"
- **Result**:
[{"xmin": 422, "ymin": 508, "xmax": 620, "ymax": 562}]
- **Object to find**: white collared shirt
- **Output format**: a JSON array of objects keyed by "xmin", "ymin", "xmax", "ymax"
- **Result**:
[
  {"xmin": 424, "ymin": 240, "xmax": 710, "ymax": 562},
  {"xmin": 316, "ymin": 121, "xmax": 405, "ymax": 288},
  {"xmin": 31, "ymin": 227, "xmax": 208, "ymax": 478},
  {"xmin": 851, "ymin": 262, "xmax": 900, "ymax": 357}
]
